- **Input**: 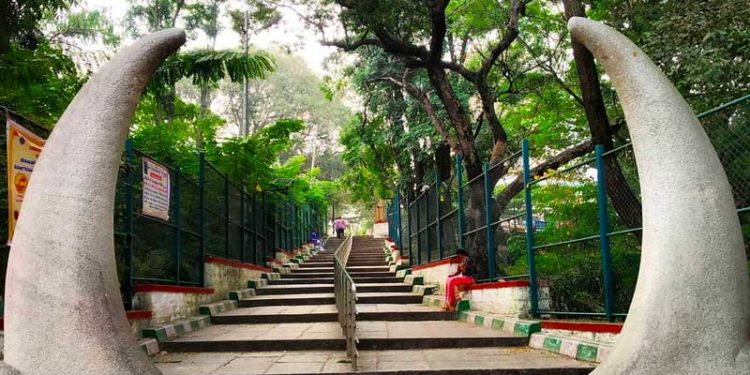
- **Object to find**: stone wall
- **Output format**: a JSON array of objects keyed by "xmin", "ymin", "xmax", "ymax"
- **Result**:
[
  {"xmin": 133, "ymin": 256, "xmax": 270, "ymax": 325},
  {"xmin": 204, "ymin": 256, "xmax": 268, "ymax": 299},
  {"xmin": 465, "ymin": 281, "xmax": 550, "ymax": 318},
  {"xmin": 372, "ymin": 222, "xmax": 389, "ymax": 238},
  {"xmin": 410, "ymin": 258, "xmax": 461, "ymax": 295},
  {"xmin": 133, "ymin": 285, "xmax": 215, "ymax": 325}
]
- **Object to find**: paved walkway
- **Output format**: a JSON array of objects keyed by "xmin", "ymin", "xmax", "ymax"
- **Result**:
[
  {"xmin": 153, "ymin": 348, "xmax": 593, "ymax": 374},
  {"xmin": 151, "ymin": 236, "xmax": 594, "ymax": 374}
]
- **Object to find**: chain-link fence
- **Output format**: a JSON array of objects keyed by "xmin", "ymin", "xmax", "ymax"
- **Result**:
[{"xmin": 388, "ymin": 94, "xmax": 750, "ymax": 321}]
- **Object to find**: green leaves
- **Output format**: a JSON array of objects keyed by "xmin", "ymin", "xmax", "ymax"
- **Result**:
[{"xmin": 151, "ymin": 49, "xmax": 275, "ymax": 89}]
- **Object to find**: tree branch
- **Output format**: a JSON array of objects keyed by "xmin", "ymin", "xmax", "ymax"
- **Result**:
[
  {"xmin": 493, "ymin": 139, "xmax": 595, "ymax": 214},
  {"xmin": 367, "ymin": 74, "xmax": 459, "ymax": 153},
  {"xmin": 428, "ymin": 0, "xmax": 450, "ymax": 62},
  {"xmin": 478, "ymin": 0, "xmax": 527, "ymax": 78}
]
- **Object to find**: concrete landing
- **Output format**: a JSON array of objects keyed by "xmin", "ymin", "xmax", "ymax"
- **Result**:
[
  {"xmin": 152, "ymin": 348, "xmax": 594, "ymax": 374},
  {"xmin": 159, "ymin": 321, "xmax": 529, "ymax": 352}
]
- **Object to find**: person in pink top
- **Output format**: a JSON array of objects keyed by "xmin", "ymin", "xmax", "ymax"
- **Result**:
[{"xmin": 333, "ymin": 216, "xmax": 348, "ymax": 239}]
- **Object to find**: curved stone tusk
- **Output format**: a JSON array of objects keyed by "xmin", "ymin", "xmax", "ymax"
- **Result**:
[
  {"xmin": 3, "ymin": 29, "xmax": 185, "ymax": 375},
  {"xmin": 568, "ymin": 17, "xmax": 750, "ymax": 374}
]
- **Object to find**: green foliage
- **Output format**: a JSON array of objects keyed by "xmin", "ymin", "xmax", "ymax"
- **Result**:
[
  {"xmin": 124, "ymin": 0, "xmax": 186, "ymax": 34},
  {"xmin": 228, "ymin": 2, "xmax": 282, "ymax": 36},
  {"xmin": 151, "ymin": 50, "xmax": 275, "ymax": 89},
  {"xmin": 591, "ymin": 0, "xmax": 750, "ymax": 112},
  {"xmin": 184, "ymin": 0, "xmax": 227, "ymax": 44},
  {"xmin": 46, "ymin": 9, "xmax": 121, "ymax": 47},
  {"xmin": 339, "ymin": 113, "xmax": 396, "ymax": 205},
  {"xmin": 211, "ymin": 118, "xmax": 304, "ymax": 190},
  {"xmin": 0, "ymin": 0, "xmax": 72, "ymax": 52},
  {"xmin": 0, "ymin": 43, "xmax": 83, "ymax": 126}
]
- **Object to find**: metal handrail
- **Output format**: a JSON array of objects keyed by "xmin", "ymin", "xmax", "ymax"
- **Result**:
[{"xmin": 333, "ymin": 235, "xmax": 358, "ymax": 369}]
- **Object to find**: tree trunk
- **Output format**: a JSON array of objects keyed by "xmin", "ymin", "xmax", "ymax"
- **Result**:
[
  {"xmin": 0, "ymin": 1, "xmax": 10, "ymax": 54},
  {"xmin": 425, "ymin": 64, "xmax": 482, "ymax": 178},
  {"xmin": 563, "ymin": 0, "xmax": 643, "ymax": 232},
  {"xmin": 464, "ymin": 182, "xmax": 491, "ymax": 280},
  {"xmin": 197, "ymin": 84, "xmax": 212, "ymax": 150}
]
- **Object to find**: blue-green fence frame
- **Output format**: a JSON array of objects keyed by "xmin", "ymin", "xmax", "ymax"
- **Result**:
[{"xmin": 387, "ymin": 93, "xmax": 750, "ymax": 321}]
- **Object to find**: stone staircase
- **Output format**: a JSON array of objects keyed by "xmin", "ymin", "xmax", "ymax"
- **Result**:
[{"xmin": 151, "ymin": 236, "xmax": 594, "ymax": 374}]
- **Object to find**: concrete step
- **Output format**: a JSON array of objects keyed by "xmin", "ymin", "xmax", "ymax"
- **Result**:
[
  {"xmin": 356, "ymin": 292, "xmax": 423, "ymax": 304},
  {"xmin": 254, "ymin": 284, "xmax": 333, "ymax": 295},
  {"xmin": 211, "ymin": 305, "xmax": 338, "ymax": 324},
  {"xmin": 345, "ymin": 267, "xmax": 391, "ymax": 273},
  {"xmin": 269, "ymin": 278, "xmax": 332, "ymax": 285},
  {"xmin": 351, "ymin": 276, "xmax": 404, "ymax": 283},
  {"xmin": 298, "ymin": 262, "xmax": 333, "ymax": 268},
  {"xmin": 158, "ymin": 321, "xmax": 530, "ymax": 353},
  {"xmin": 238, "ymin": 293, "xmax": 335, "ymax": 307},
  {"xmin": 346, "ymin": 262, "xmax": 388, "ymax": 267},
  {"xmin": 357, "ymin": 304, "xmax": 456, "ymax": 321},
  {"xmin": 152, "ymin": 348, "xmax": 594, "ymax": 374},
  {"xmin": 281, "ymin": 272, "xmax": 334, "ymax": 279},
  {"xmin": 357, "ymin": 283, "xmax": 413, "ymax": 293},
  {"xmin": 289, "ymin": 267, "xmax": 334, "ymax": 274},
  {"xmin": 211, "ymin": 303, "xmax": 452, "ymax": 324},
  {"xmin": 346, "ymin": 256, "xmax": 385, "ymax": 264},
  {"xmin": 348, "ymin": 272, "xmax": 396, "ymax": 278}
]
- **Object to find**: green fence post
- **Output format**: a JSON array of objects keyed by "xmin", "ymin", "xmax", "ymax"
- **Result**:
[
  {"xmin": 435, "ymin": 176, "xmax": 443, "ymax": 259},
  {"xmin": 252, "ymin": 193, "xmax": 258, "ymax": 264},
  {"xmin": 174, "ymin": 167, "xmax": 181, "ymax": 284},
  {"xmin": 522, "ymin": 139, "xmax": 540, "ymax": 317},
  {"xmin": 124, "ymin": 139, "xmax": 135, "ymax": 309},
  {"xmin": 240, "ymin": 188, "xmax": 246, "ymax": 263},
  {"xmin": 395, "ymin": 193, "xmax": 403, "ymax": 249},
  {"xmin": 425, "ymin": 188, "xmax": 431, "ymax": 262},
  {"xmin": 224, "ymin": 176, "xmax": 230, "ymax": 259},
  {"xmin": 483, "ymin": 163, "xmax": 496, "ymax": 280},
  {"xmin": 198, "ymin": 152, "xmax": 206, "ymax": 286},
  {"xmin": 415, "ymin": 194, "xmax": 421, "ymax": 264},
  {"xmin": 406, "ymin": 196, "xmax": 413, "ymax": 261},
  {"xmin": 596, "ymin": 144, "xmax": 615, "ymax": 322},
  {"xmin": 456, "ymin": 155, "xmax": 466, "ymax": 249}
]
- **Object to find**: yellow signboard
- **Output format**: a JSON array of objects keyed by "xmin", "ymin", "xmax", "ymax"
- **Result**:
[{"xmin": 6, "ymin": 117, "xmax": 46, "ymax": 243}]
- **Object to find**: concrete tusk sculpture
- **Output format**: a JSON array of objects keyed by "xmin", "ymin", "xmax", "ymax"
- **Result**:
[
  {"xmin": 2, "ymin": 29, "xmax": 185, "ymax": 375},
  {"xmin": 568, "ymin": 17, "xmax": 750, "ymax": 374}
]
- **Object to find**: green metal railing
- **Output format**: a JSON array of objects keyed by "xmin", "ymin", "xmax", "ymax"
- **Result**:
[
  {"xmin": 388, "ymin": 93, "xmax": 750, "ymax": 321},
  {"xmin": 0, "ymin": 108, "xmax": 328, "ymax": 309},
  {"xmin": 117, "ymin": 143, "xmax": 327, "ymax": 308}
]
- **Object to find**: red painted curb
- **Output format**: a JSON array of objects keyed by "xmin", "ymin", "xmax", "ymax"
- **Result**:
[
  {"xmin": 205, "ymin": 255, "xmax": 273, "ymax": 272},
  {"xmin": 126, "ymin": 310, "xmax": 153, "ymax": 321},
  {"xmin": 467, "ymin": 280, "xmax": 531, "ymax": 290},
  {"xmin": 541, "ymin": 320, "xmax": 623, "ymax": 334},
  {"xmin": 265, "ymin": 257, "xmax": 283, "ymax": 265},
  {"xmin": 135, "ymin": 284, "xmax": 214, "ymax": 295},
  {"xmin": 411, "ymin": 256, "xmax": 462, "ymax": 271}
]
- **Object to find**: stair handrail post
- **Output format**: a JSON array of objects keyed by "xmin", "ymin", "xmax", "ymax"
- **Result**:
[{"xmin": 333, "ymin": 235, "xmax": 357, "ymax": 370}]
